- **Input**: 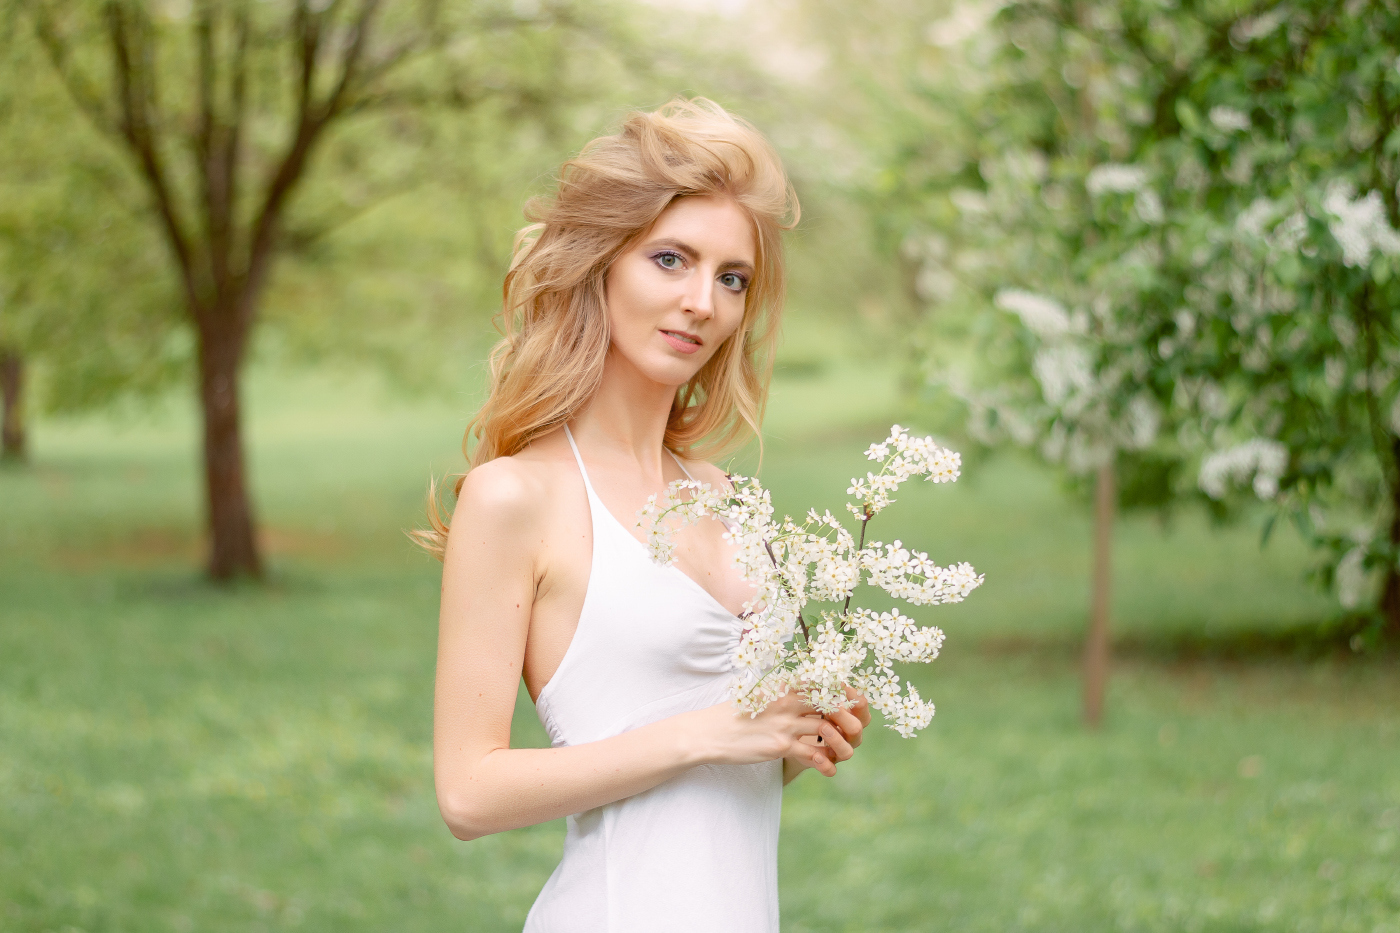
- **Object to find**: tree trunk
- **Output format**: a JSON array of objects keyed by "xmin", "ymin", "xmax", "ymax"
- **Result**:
[
  {"xmin": 1083, "ymin": 460, "xmax": 1115, "ymax": 727},
  {"xmin": 1, "ymin": 347, "xmax": 26, "ymax": 463},
  {"xmin": 197, "ymin": 317, "xmax": 261, "ymax": 580},
  {"xmin": 1381, "ymin": 437, "xmax": 1400, "ymax": 639}
]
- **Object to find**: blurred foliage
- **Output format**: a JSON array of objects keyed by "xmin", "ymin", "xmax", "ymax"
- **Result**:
[
  {"xmin": 11, "ymin": 0, "xmax": 1397, "ymax": 614},
  {"xmin": 0, "ymin": 17, "xmax": 179, "ymax": 410},
  {"xmin": 1154, "ymin": 3, "xmax": 1400, "ymax": 625},
  {"xmin": 0, "ymin": 0, "xmax": 887, "ymax": 397},
  {"xmin": 2, "ymin": 0, "xmax": 661, "ymax": 404},
  {"xmin": 256, "ymin": 0, "xmax": 662, "ymax": 388},
  {"xmin": 792, "ymin": 0, "xmax": 1400, "ymax": 627}
]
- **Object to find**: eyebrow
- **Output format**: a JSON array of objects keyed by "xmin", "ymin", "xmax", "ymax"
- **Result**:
[{"xmin": 645, "ymin": 237, "xmax": 755, "ymax": 275}]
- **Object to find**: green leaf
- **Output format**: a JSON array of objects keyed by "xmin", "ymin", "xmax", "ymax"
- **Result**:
[
  {"xmin": 1372, "ymin": 256, "xmax": 1391, "ymax": 285},
  {"xmin": 1260, "ymin": 512, "xmax": 1278, "ymax": 547},
  {"xmin": 1175, "ymin": 100, "xmax": 1201, "ymax": 135}
]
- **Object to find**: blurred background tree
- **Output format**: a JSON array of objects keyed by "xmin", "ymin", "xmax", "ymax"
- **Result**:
[
  {"xmin": 12, "ymin": 0, "xmax": 643, "ymax": 578},
  {"xmin": 789, "ymin": 0, "xmax": 1400, "ymax": 712},
  {"xmin": 793, "ymin": 0, "xmax": 1219, "ymax": 723},
  {"xmin": 1158, "ymin": 2, "xmax": 1400, "ymax": 639}
]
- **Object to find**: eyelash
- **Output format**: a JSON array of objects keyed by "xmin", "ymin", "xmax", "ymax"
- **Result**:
[{"xmin": 651, "ymin": 251, "xmax": 749, "ymax": 292}]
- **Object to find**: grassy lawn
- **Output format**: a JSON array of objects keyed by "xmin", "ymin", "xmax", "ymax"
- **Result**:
[{"xmin": 2, "ymin": 365, "xmax": 1396, "ymax": 932}]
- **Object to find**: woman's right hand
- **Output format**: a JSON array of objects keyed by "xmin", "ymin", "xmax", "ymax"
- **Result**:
[{"xmin": 680, "ymin": 692, "xmax": 850, "ymax": 777}]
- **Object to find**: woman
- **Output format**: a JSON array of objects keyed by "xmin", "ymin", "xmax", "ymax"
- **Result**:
[{"xmin": 422, "ymin": 99, "xmax": 870, "ymax": 932}]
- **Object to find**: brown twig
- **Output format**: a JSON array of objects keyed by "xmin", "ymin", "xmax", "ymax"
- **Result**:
[{"xmin": 842, "ymin": 506, "xmax": 872, "ymax": 615}]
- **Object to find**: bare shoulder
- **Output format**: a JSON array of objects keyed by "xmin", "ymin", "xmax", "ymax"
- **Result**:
[
  {"xmin": 449, "ymin": 434, "xmax": 577, "ymax": 544},
  {"xmin": 453, "ymin": 457, "xmax": 545, "ymax": 525}
]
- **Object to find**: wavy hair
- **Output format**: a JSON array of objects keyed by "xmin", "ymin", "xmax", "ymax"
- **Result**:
[{"xmin": 415, "ymin": 97, "xmax": 799, "ymax": 557}]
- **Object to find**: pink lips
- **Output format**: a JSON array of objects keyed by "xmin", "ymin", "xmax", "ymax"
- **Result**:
[{"xmin": 660, "ymin": 330, "xmax": 702, "ymax": 354}]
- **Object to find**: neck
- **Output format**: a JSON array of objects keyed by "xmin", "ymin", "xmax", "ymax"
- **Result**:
[{"xmin": 570, "ymin": 347, "xmax": 680, "ymax": 474}]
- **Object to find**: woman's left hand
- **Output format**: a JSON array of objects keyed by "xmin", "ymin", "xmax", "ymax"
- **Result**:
[
  {"xmin": 783, "ymin": 686, "xmax": 871, "ymax": 783},
  {"xmin": 823, "ymin": 686, "xmax": 871, "ymax": 761}
]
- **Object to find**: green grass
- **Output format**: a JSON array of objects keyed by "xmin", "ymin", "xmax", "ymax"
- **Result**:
[{"xmin": 2, "ymin": 365, "xmax": 1396, "ymax": 932}]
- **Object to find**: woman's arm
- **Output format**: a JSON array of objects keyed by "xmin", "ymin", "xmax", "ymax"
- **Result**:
[{"xmin": 433, "ymin": 460, "xmax": 841, "ymax": 841}]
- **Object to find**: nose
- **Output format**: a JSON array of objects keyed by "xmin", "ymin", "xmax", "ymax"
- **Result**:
[{"xmin": 683, "ymin": 271, "xmax": 716, "ymax": 321}]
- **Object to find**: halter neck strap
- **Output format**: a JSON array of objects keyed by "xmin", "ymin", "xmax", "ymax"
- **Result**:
[
  {"xmin": 562, "ymin": 424, "xmax": 599, "ymax": 499},
  {"xmin": 668, "ymin": 450, "xmax": 697, "ymax": 483}
]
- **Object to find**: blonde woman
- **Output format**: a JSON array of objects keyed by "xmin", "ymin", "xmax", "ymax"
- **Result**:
[{"xmin": 422, "ymin": 99, "xmax": 870, "ymax": 931}]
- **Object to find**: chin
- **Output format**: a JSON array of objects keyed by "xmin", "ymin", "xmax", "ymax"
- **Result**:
[
  {"xmin": 607, "ymin": 338, "xmax": 720, "ymax": 388},
  {"xmin": 648, "ymin": 359, "xmax": 707, "ymax": 388},
  {"xmin": 621, "ymin": 347, "xmax": 710, "ymax": 387}
]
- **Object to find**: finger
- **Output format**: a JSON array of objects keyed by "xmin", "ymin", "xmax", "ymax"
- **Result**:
[
  {"xmin": 790, "ymin": 737, "xmax": 830, "ymax": 764},
  {"xmin": 839, "ymin": 685, "xmax": 872, "ymax": 725},
  {"xmin": 786, "ymin": 740, "xmax": 830, "ymax": 778},
  {"xmin": 852, "ymin": 693, "xmax": 872, "ymax": 727},
  {"xmin": 819, "ymin": 720, "xmax": 855, "ymax": 762},
  {"xmin": 827, "ymin": 708, "xmax": 864, "ymax": 747},
  {"xmin": 810, "ymin": 745, "xmax": 837, "ymax": 777}
]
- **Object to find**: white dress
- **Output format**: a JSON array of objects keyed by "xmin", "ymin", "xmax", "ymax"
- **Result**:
[{"xmin": 523, "ymin": 426, "xmax": 782, "ymax": 933}]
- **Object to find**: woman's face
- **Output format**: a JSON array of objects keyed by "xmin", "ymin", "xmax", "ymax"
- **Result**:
[{"xmin": 603, "ymin": 195, "xmax": 756, "ymax": 388}]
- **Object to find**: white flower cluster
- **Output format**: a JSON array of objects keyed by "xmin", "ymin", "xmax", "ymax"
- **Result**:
[
  {"xmin": 994, "ymin": 288, "xmax": 1072, "ymax": 337},
  {"xmin": 1208, "ymin": 105, "xmax": 1251, "ymax": 133},
  {"xmin": 637, "ymin": 425, "xmax": 984, "ymax": 738},
  {"xmin": 846, "ymin": 425, "xmax": 963, "ymax": 517},
  {"xmin": 640, "ymin": 480, "xmax": 719, "ymax": 566},
  {"xmin": 1336, "ymin": 545, "xmax": 1368, "ymax": 610},
  {"xmin": 849, "ymin": 608, "xmax": 947, "ymax": 737},
  {"xmin": 1230, "ymin": 6, "xmax": 1288, "ymax": 43},
  {"xmin": 925, "ymin": 0, "xmax": 1001, "ymax": 48},
  {"xmin": 1085, "ymin": 163, "xmax": 1147, "ymax": 196},
  {"xmin": 1136, "ymin": 189, "xmax": 1165, "ymax": 225},
  {"xmin": 863, "ymin": 541, "xmax": 982, "ymax": 606},
  {"xmin": 1032, "ymin": 343, "xmax": 1095, "ymax": 407},
  {"xmin": 1322, "ymin": 181, "xmax": 1400, "ymax": 267},
  {"xmin": 1198, "ymin": 438, "xmax": 1288, "ymax": 499}
]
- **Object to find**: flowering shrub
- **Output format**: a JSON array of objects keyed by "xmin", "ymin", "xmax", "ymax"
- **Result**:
[
  {"xmin": 862, "ymin": 0, "xmax": 1400, "ymax": 629},
  {"xmin": 637, "ymin": 425, "xmax": 984, "ymax": 738}
]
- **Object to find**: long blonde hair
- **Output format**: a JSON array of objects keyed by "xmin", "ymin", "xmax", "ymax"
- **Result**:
[{"xmin": 416, "ymin": 97, "xmax": 799, "ymax": 557}]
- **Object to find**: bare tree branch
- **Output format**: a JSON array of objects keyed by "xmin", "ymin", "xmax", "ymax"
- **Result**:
[
  {"xmin": 350, "ymin": 0, "xmax": 451, "ymax": 97},
  {"xmin": 293, "ymin": 0, "xmax": 321, "ymax": 122},
  {"xmin": 103, "ymin": 2, "xmax": 201, "ymax": 315},
  {"xmin": 281, "ymin": 175, "xmax": 429, "ymax": 253},
  {"xmin": 226, "ymin": 3, "xmax": 249, "ymax": 259},
  {"xmin": 238, "ymin": 0, "xmax": 386, "ymax": 328},
  {"xmin": 26, "ymin": 4, "xmax": 117, "ymax": 134},
  {"xmin": 194, "ymin": 0, "xmax": 227, "ymax": 294},
  {"xmin": 322, "ymin": 0, "xmax": 383, "ymax": 119},
  {"xmin": 340, "ymin": 81, "xmax": 484, "ymax": 115}
]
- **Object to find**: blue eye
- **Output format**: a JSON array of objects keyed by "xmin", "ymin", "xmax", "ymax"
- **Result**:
[
  {"xmin": 720, "ymin": 272, "xmax": 748, "ymax": 291},
  {"xmin": 654, "ymin": 251, "xmax": 683, "ymax": 270}
]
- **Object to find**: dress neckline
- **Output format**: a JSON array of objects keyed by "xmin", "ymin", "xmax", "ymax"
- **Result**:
[{"xmin": 563, "ymin": 424, "xmax": 745, "ymax": 623}]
